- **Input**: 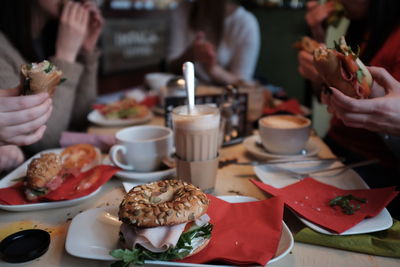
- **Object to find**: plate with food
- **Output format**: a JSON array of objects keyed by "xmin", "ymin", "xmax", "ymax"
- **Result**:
[
  {"xmin": 0, "ymin": 144, "xmax": 104, "ymax": 212},
  {"xmin": 66, "ymin": 180, "xmax": 293, "ymax": 266},
  {"xmin": 254, "ymin": 162, "xmax": 393, "ymax": 235},
  {"xmin": 88, "ymin": 98, "xmax": 153, "ymax": 127}
]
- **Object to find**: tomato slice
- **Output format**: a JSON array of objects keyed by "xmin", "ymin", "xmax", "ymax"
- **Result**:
[{"xmin": 61, "ymin": 144, "xmax": 98, "ymax": 170}]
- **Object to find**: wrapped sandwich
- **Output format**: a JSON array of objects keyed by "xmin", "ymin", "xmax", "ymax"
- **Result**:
[
  {"xmin": 313, "ymin": 36, "xmax": 373, "ymax": 98},
  {"xmin": 111, "ymin": 180, "xmax": 213, "ymax": 265},
  {"xmin": 21, "ymin": 60, "xmax": 63, "ymax": 96}
]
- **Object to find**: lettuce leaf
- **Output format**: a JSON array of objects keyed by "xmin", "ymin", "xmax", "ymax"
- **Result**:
[{"xmin": 110, "ymin": 223, "xmax": 213, "ymax": 266}]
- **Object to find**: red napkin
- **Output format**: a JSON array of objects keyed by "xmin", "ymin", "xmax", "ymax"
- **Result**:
[
  {"xmin": 178, "ymin": 195, "xmax": 284, "ymax": 266},
  {"xmin": 263, "ymin": 99, "xmax": 302, "ymax": 115},
  {"xmin": 251, "ymin": 178, "xmax": 399, "ymax": 233},
  {"xmin": 0, "ymin": 165, "xmax": 120, "ymax": 205},
  {"xmin": 60, "ymin": 131, "xmax": 116, "ymax": 152}
]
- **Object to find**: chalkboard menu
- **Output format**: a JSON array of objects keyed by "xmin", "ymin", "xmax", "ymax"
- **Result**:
[{"xmin": 101, "ymin": 15, "xmax": 168, "ymax": 74}]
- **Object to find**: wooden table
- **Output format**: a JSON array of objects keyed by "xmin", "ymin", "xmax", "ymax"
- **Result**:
[{"xmin": 0, "ymin": 116, "xmax": 398, "ymax": 267}]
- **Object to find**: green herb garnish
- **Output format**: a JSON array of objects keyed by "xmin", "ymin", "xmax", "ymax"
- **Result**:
[
  {"xmin": 329, "ymin": 194, "xmax": 367, "ymax": 215},
  {"xmin": 110, "ymin": 223, "xmax": 213, "ymax": 266},
  {"xmin": 59, "ymin": 78, "xmax": 66, "ymax": 85},
  {"xmin": 44, "ymin": 62, "xmax": 54, "ymax": 73},
  {"xmin": 118, "ymin": 108, "xmax": 138, "ymax": 118}
]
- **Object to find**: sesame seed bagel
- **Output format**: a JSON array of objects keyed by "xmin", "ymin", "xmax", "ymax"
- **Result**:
[{"xmin": 119, "ymin": 180, "xmax": 210, "ymax": 227}]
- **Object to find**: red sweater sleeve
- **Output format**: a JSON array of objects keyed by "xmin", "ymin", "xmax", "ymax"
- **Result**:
[{"xmin": 370, "ymin": 26, "xmax": 400, "ymax": 81}]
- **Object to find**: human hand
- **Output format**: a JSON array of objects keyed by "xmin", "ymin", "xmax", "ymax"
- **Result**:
[
  {"xmin": 0, "ymin": 145, "xmax": 24, "ymax": 173},
  {"xmin": 82, "ymin": 0, "xmax": 104, "ymax": 53},
  {"xmin": 191, "ymin": 32, "xmax": 217, "ymax": 71},
  {"xmin": 298, "ymin": 50, "xmax": 323, "ymax": 83},
  {"xmin": 322, "ymin": 67, "xmax": 400, "ymax": 136},
  {"xmin": 0, "ymin": 87, "xmax": 53, "ymax": 146},
  {"xmin": 306, "ymin": 0, "xmax": 335, "ymax": 42},
  {"xmin": 55, "ymin": 1, "xmax": 89, "ymax": 62}
]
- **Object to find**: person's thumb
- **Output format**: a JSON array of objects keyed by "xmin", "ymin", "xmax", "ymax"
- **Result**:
[{"xmin": 368, "ymin": 66, "xmax": 399, "ymax": 94}]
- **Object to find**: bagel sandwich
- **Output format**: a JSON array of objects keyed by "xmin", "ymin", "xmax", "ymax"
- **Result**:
[
  {"xmin": 21, "ymin": 60, "xmax": 64, "ymax": 97},
  {"xmin": 24, "ymin": 153, "xmax": 63, "ymax": 201},
  {"xmin": 313, "ymin": 36, "xmax": 373, "ymax": 99},
  {"xmin": 111, "ymin": 180, "xmax": 212, "ymax": 265}
]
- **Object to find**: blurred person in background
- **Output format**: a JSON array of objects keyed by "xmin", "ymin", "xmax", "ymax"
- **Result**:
[
  {"xmin": 0, "ymin": 86, "xmax": 52, "ymax": 173},
  {"xmin": 0, "ymin": 0, "xmax": 103, "ymax": 156},
  {"xmin": 167, "ymin": 0, "xmax": 260, "ymax": 85},
  {"xmin": 298, "ymin": 0, "xmax": 400, "ymax": 217}
]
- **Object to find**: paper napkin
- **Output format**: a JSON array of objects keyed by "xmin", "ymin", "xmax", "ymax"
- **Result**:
[
  {"xmin": 295, "ymin": 220, "xmax": 400, "ymax": 258},
  {"xmin": 0, "ymin": 165, "xmax": 119, "ymax": 205},
  {"xmin": 252, "ymin": 178, "xmax": 398, "ymax": 233},
  {"xmin": 179, "ymin": 195, "xmax": 285, "ymax": 265},
  {"xmin": 263, "ymin": 99, "xmax": 303, "ymax": 115}
]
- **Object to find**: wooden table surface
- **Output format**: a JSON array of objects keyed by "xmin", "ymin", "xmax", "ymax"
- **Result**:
[{"xmin": 0, "ymin": 115, "xmax": 398, "ymax": 267}]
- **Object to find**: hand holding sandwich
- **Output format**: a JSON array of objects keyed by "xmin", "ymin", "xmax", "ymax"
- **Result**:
[
  {"xmin": 0, "ymin": 86, "xmax": 52, "ymax": 146},
  {"xmin": 322, "ymin": 67, "xmax": 400, "ymax": 136}
]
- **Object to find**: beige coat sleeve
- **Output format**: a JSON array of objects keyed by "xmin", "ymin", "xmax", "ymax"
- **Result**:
[{"xmin": 0, "ymin": 33, "xmax": 99, "ymax": 156}]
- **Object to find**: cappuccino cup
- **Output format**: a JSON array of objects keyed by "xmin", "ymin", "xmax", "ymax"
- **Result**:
[
  {"xmin": 258, "ymin": 115, "xmax": 311, "ymax": 155},
  {"xmin": 109, "ymin": 125, "xmax": 173, "ymax": 172}
]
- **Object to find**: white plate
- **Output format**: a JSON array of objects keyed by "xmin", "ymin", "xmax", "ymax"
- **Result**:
[
  {"xmin": 103, "ymin": 156, "xmax": 176, "ymax": 182},
  {"xmin": 254, "ymin": 162, "xmax": 393, "ymax": 235},
  {"xmin": 0, "ymin": 148, "xmax": 101, "ymax": 212},
  {"xmin": 65, "ymin": 195, "xmax": 294, "ymax": 266},
  {"xmin": 87, "ymin": 109, "xmax": 153, "ymax": 127},
  {"xmin": 243, "ymin": 135, "xmax": 319, "ymax": 160}
]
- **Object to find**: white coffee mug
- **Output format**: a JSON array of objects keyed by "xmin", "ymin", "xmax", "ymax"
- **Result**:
[
  {"xmin": 109, "ymin": 125, "xmax": 173, "ymax": 172},
  {"xmin": 259, "ymin": 115, "xmax": 311, "ymax": 155}
]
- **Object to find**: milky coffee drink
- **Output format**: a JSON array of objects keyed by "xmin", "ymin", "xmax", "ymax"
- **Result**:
[
  {"xmin": 172, "ymin": 105, "xmax": 220, "ymax": 161},
  {"xmin": 172, "ymin": 105, "xmax": 220, "ymax": 192}
]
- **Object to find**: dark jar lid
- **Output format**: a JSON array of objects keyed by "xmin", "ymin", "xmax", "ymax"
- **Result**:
[{"xmin": 0, "ymin": 229, "xmax": 50, "ymax": 263}]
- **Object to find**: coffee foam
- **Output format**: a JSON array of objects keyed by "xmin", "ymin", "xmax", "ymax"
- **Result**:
[
  {"xmin": 260, "ymin": 115, "xmax": 309, "ymax": 129},
  {"xmin": 172, "ymin": 105, "xmax": 220, "ymax": 130}
]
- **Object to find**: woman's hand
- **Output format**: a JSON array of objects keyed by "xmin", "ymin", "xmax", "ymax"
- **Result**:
[
  {"xmin": 82, "ymin": 0, "xmax": 104, "ymax": 53},
  {"xmin": 323, "ymin": 67, "xmax": 400, "ymax": 136},
  {"xmin": 0, "ymin": 86, "xmax": 52, "ymax": 146},
  {"xmin": 0, "ymin": 145, "xmax": 24, "ymax": 173},
  {"xmin": 55, "ymin": 1, "xmax": 89, "ymax": 62},
  {"xmin": 191, "ymin": 32, "xmax": 217, "ymax": 71},
  {"xmin": 306, "ymin": 0, "xmax": 335, "ymax": 42},
  {"xmin": 298, "ymin": 50, "xmax": 323, "ymax": 84}
]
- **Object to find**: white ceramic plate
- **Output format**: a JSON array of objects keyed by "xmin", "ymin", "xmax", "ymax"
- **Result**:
[
  {"xmin": 65, "ymin": 195, "xmax": 294, "ymax": 266},
  {"xmin": 87, "ymin": 109, "xmax": 153, "ymax": 127},
  {"xmin": 254, "ymin": 162, "xmax": 393, "ymax": 235},
  {"xmin": 0, "ymin": 149, "xmax": 101, "ymax": 212},
  {"xmin": 243, "ymin": 135, "xmax": 319, "ymax": 160},
  {"xmin": 103, "ymin": 156, "xmax": 176, "ymax": 182}
]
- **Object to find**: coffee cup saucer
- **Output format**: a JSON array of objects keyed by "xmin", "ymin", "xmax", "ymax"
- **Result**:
[
  {"xmin": 103, "ymin": 156, "xmax": 176, "ymax": 182},
  {"xmin": 243, "ymin": 135, "xmax": 320, "ymax": 160}
]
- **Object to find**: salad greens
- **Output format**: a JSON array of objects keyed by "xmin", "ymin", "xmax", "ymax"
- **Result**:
[
  {"xmin": 110, "ymin": 223, "xmax": 213, "ymax": 267},
  {"xmin": 329, "ymin": 194, "xmax": 367, "ymax": 215}
]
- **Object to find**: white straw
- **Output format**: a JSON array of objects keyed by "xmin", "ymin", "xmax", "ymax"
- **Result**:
[{"xmin": 183, "ymin": 61, "xmax": 195, "ymax": 114}]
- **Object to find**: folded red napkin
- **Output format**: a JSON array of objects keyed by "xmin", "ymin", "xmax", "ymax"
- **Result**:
[
  {"xmin": 263, "ymin": 99, "xmax": 302, "ymax": 115},
  {"xmin": 60, "ymin": 131, "xmax": 116, "ymax": 152},
  {"xmin": 252, "ymin": 178, "xmax": 399, "ymax": 233},
  {"xmin": 178, "ymin": 195, "xmax": 284, "ymax": 265},
  {"xmin": 0, "ymin": 165, "xmax": 119, "ymax": 205}
]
